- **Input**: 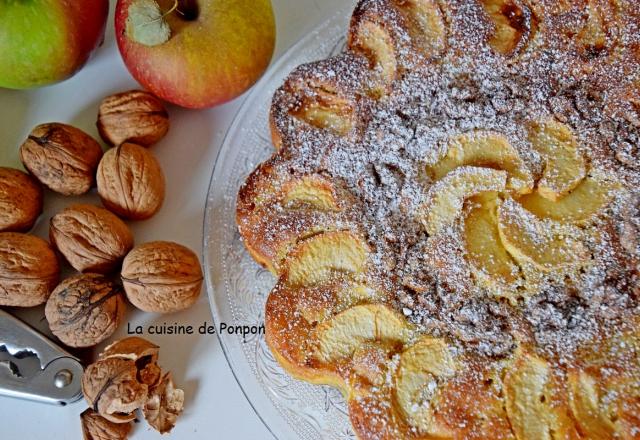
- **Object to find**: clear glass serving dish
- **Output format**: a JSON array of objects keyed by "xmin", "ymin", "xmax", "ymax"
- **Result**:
[{"xmin": 203, "ymin": 5, "xmax": 358, "ymax": 440}]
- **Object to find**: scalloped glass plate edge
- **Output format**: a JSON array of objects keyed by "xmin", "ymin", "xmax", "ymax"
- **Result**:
[{"xmin": 203, "ymin": 4, "xmax": 357, "ymax": 440}]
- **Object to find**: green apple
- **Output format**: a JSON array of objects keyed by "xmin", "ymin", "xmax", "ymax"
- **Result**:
[
  {"xmin": 115, "ymin": 0, "xmax": 276, "ymax": 108},
  {"xmin": 0, "ymin": 0, "xmax": 109, "ymax": 89}
]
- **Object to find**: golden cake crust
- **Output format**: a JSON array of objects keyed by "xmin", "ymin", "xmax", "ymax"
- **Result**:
[{"xmin": 237, "ymin": 0, "xmax": 640, "ymax": 438}]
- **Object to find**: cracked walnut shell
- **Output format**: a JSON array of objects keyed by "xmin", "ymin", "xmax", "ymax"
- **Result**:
[
  {"xmin": 82, "ymin": 337, "xmax": 184, "ymax": 431},
  {"xmin": 50, "ymin": 204, "xmax": 134, "ymax": 274},
  {"xmin": 80, "ymin": 409, "xmax": 131, "ymax": 440},
  {"xmin": 45, "ymin": 274, "xmax": 126, "ymax": 348},
  {"xmin": 96, "ymin": 143, "xmax": 165, "ymax": 220},
  {"xmin": 0, "ymin": 232, "xmax": 59, "ymax": 307},
  {"xmin": 100, "ymin": 337, "xmax": 161, "ymax": 388},
  {"xmin": 82, "ymin": 357, "xmax": 149, "ymax": 424},
  {"xmin": 121, "ymin": 241, "xmax": 203, "ymax": 313},
  {"xmin": 97, "ymin": 90, "xmax": 169, "ymax": 147},
  {"xmin": 20, "ymin": 123, "xmax": 103, "ymax": 195},
  {"xmin": 0, "ymin": 167, "xmax": 43, "ymax": 232}
]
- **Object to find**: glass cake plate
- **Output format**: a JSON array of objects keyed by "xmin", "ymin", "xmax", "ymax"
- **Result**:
[{"xmin": 203, "ymin": 5, "xmax": 357, "ymax": 440}]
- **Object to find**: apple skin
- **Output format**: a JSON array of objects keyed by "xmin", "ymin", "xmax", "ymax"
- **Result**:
[
  {"xmin": 115, "ymin": 0, "xmax": 276, "ymax": 109},
  {"xmin": 0, "ymin": 0, "xmax": 109, "ymax": 89}
]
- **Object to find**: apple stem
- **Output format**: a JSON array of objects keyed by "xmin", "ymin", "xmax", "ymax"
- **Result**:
[{"xmin": 143, "ymin": 0, "xmax": 178, "ymax": 27}]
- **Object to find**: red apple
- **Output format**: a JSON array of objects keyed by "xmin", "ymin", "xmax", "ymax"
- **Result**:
[
  {"xmin": 115, "ymin": 0, "xmax": 276, "ymax": 109},
  {"xmin": 0, "ymin": 0, "xmax": 109, "ymax": 89}
]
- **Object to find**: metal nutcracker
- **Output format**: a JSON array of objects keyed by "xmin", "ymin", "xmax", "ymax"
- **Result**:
[{"xmin": 0, "ymin": 308, "xmax": 83, "ymax": 405}]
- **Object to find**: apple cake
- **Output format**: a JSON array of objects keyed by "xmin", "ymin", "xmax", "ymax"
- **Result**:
[{"xmin": 236, "ymin": 0, "xmax": 640, "ymax": 438}]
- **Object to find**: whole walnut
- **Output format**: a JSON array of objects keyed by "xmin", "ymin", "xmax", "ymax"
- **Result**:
[
  {"xmin": 80, "ymin": 409, "xmax": 131, "ymax": 440},
  {"xmin": 97, "ymin": 143, "xmax": 165, "ymax": 220},
  {"xmin": 45, "ymin": 274, "xmax": 126, "ymax": 348},
  {"xmin": 50, "ymin": 204, "xmax": 134, "ymax": 274},
  {"xmin": 121, "ymin": 241, "xmax": 203, "ymax": 313},
  {"xmin": 97, "ymin": 90, "xmax": 169, "ymax": 147},
  {"xmin": 20, "ymin": 123, "xmax": 104, "ymax": 195},
  {"xmin": 0, "ymin": 167, "xmax": 43, "ymax": 232},
  {"xmin": 0, "ymin": 232, "xmax": 59, "ymax": 306}
]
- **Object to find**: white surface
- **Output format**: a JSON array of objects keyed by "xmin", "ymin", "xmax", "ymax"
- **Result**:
[{"xmin": 0, "ymin": 0, "xmax": 345, "ymax": 438}]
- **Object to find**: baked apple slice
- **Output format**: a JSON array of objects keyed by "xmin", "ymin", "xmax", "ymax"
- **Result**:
[
  {"xmin": 313, "ymin": 304, "xmax": 411, "ymax": 362},
  {"xmin": 352, "ymin": 342, "xmax": 393, "ymax": 386},
  {"xmin": 528, "ymin": 120, "xmax": 587, "ymax": 201},
  {"xmin": 298, "ymin": 282, "xmax": 387, "ymax": 324},
  {"xmin": 285, "ymin": 231, "xmax": 368, "ymax": 286},
  {"xmin": 575, "ymin": 0, "xmax": 619, "ymax": 58},
  {"xmin": 290, "ymin": 85, "xmax": 356, "ymax": 137},
  {"xmin": 480, "ymin": 0, "xmax": 536, "ymax": 56},
  {"xmin": 394, "ymin": 336, "xmax": 456, "ymax": 436},
  {"xmin": 497, "ymin": 199, "xmax": 588, "ymax": 271},
  {"xmin": 349, "ymin": 0, "xmax": 447, "ymax": 97},
  {"xmin": 577, "ymin": 3, "xmax": 607, "ymax": 55},
  {"xmin": 464, "ymin": 194, "xmax": 521, "ymax": 289},
  {"xmin": 427, "ymin": 131, "xmax": 534, "ymax": 194},
  {"xmin": 421, "ymin": 166, "xmax": 507, "ymax": 235},
  {"xmin": 567, "ymin": 371, "xmax": 617, "ymax": 439},
  {"xmin": 237, "ymin": 164, "xmax": 358, "ymax": 275},
  {"xmin": 519, "ymin": 177, "xmax": 615, "ymax": 224},
  {"xmin": 350, "ymin": 20, "xmax": 398, "ymax": 97},
  {"xmin": 434, "ymin": 361, "xmax": 515, "ymax": 439},
  {"xmin": 281, "ymin": 175, "xmax": 340, "ymax": 211},
  {"xmin": 568, "ymin": 327, "xmax": 640, "ymax": 438},
  {"xmin": 504, "ymin": 351, "xmax": 579, "ymax": 440},
  {"xmin": 394, "ymin": 0, "xmax": 447, "ymax": 57}
]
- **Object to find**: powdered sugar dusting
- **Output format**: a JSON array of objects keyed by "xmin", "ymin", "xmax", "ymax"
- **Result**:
[{"xmin": 258, "ymin": 0, "xmax": 640, "ymax": 364}]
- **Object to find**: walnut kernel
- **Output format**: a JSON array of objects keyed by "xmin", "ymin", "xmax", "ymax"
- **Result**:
[
  {"xmin": 0, "ymin": 167, "xmax": 43, "ymax": 232},
  {"xmin": 80, "ymin": 409, "xmax": 131, "ymax": 440},
  {"xmin": 96, "ymin": 143, "xmax": 165, "ymax": 220},
  {"xmin": 20, "ymin": 123, "xmax": 103, "ymax": 195},
  {"xmin": 0, "ymin": 232, "xmax": 59, "ymax": 306},
  {"xmin": 45, "ymin": 274, "xmax": 126, "ymax": 348},
  {"xmin": 121, "ymin": 241, "xmax": 203, "ymax": 313},
  {"xmin": 97, "ymin": 90, "xmax": 169, "ymax": 147},
  {"xmin": 50, "ymin": 204, "xmax": 134, "ymax": 273}
]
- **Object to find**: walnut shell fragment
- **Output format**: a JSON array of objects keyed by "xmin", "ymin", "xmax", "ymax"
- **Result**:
[
  {"xmin": 20, "ymin": 123, "xmax": 103, "ymax": 195},
  {"xmin": 81, "ymin": 409, "xmax": 131, "ymax": 440},
  {"xmin": 97, "ymin": 90, "xmax": 170, "ymax": 147},
  {"xmin": 45, "ymin": 274, "xmax": 126, "ymax": 348},
  {"xmin": 82, "ymin": 357, "xmax": 149, "ymax": 424},
  {"xmin": 100, "ymin": 337, "xmax": 161, "ymax": 388},
  {"xmin": 101, "ymin": 336, "xmax": 159, "ymax": 361},
  {"xmin": 50, "ymin": 204, "xmax": 134, "ymax": 274},
  {"xmin": 0, "ymin": 167, "xmax": 43, "ymax": 232},
  {"xmin": 96, "ymin": 143, "xmax": 165, "ymax": 220},
  {"xmin": 121, "ymin": 241, "xmax": 203, "ymax": 313},
  {"xmin": 0, "ymin": 232, "xmax": 59, "ymax": 307},
  {"xmin": 143, "ymin": 372, "xmax": 184, "ymax": 434}
]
